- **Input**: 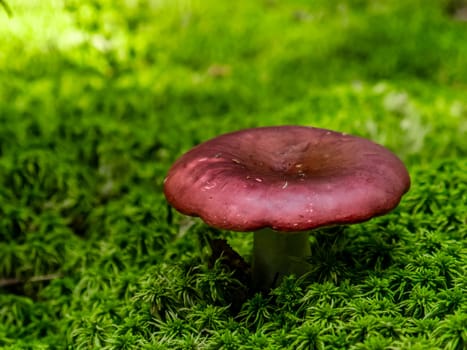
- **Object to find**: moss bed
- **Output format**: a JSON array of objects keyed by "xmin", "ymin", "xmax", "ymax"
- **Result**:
[{"xmin": 0, "ymin": 0, "xmax": 466, "ymax": 349}]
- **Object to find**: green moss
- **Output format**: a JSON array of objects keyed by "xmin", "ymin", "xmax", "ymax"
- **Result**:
[{"xmin": 1, "ymin": 0, "xmax": 466, "ymax": 348}]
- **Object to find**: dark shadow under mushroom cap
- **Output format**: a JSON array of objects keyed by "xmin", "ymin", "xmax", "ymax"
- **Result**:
[{"xmin": 164, "ymin": 126, "xmax": 410, "ymax": 232}]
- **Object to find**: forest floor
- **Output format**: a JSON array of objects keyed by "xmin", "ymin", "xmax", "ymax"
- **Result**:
[{"xmin": 0, "ymin": 0, "xmax": 466, "ymax": 349}]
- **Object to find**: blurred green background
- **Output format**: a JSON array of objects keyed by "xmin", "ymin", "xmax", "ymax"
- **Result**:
[{"xmin": 0, "ymin": 0, "xmax": 466, "ymax": 348}]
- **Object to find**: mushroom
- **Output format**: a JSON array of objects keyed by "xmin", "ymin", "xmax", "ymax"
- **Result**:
[{"xmin": 163, "ymin": 126, "xmax": 410, "ymax": 290}]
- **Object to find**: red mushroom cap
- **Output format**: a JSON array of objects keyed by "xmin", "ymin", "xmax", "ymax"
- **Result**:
[{"xmin": 163, "ymin": 126, "xmax": 410, "ymax": 232}]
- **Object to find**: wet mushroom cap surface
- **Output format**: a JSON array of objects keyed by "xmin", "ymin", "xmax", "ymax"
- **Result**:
[{"xmin": 163, "ymin": 126, "xmax": 411, "ymax": 232}]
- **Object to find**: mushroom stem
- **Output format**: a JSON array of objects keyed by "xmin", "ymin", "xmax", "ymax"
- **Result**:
[{"xmin": 252, "ymin": 228, "xmax": 311, "ymax": 290}]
